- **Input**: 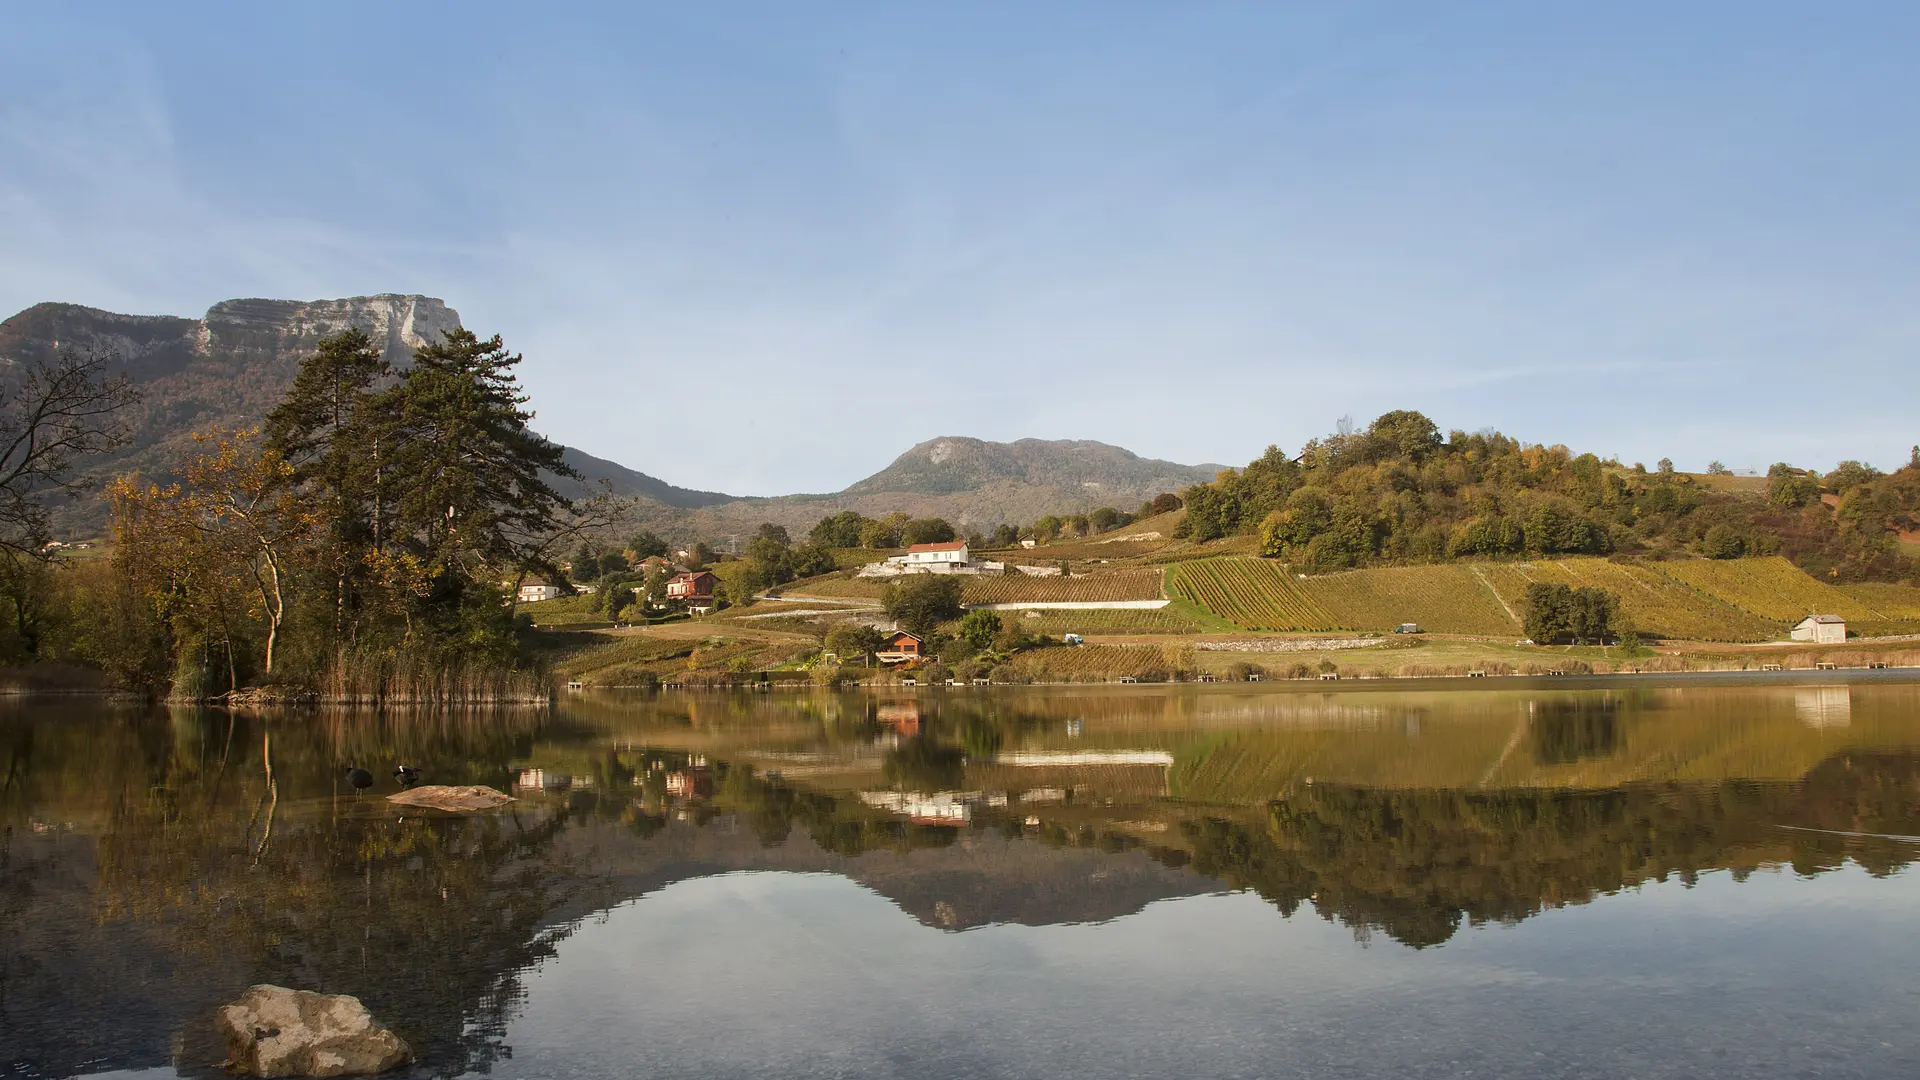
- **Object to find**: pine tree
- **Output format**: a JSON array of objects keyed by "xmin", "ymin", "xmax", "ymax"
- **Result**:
[
  {"xmin": 381, "ymin": 329, "xmax": 579, "ymax": 587},
  {"xmin": 262, "ymin": 329, "xmax": 389, "ymax": 640}
]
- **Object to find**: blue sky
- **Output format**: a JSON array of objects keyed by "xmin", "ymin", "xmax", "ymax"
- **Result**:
[{"xmin": 3, "ymin": 3, "xmax": 1916, "ymax": 495}]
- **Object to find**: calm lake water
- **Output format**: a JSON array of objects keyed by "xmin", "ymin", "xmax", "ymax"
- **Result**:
[{"xmin": 5, "ymin": 679, "xmax": 1919, "ymax": 1079}]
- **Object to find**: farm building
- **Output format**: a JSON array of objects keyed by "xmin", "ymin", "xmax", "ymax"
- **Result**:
[
  {"xmin": 517, "ymin": 578, "xmax": 563, "ymax": 603},
  {"xmin": 1790, "ymin": 614, "xmax": 1846, "ymax": 644},
  {"xmin": 876, "ymin": 631, "xmax": 926, "ymax": 665},
  {"xmin": 886, "ymin": 541, "xmax": 971, "ymax": 573}
]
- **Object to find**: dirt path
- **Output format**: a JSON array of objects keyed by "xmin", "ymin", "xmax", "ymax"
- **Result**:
[
  {"xmin": 1471, "ymin": 564, "xmax": 1520, "ymax": 625},
  {"xmin": 591, "ymin": 622, "xmax": 818, "ymax": 645}
]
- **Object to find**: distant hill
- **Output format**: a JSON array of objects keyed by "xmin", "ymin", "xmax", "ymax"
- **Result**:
[
  {"xmin": 617, "ymin": 438, "xmax": 1221, "ymax": 543},
  {"xmin": 847, "ymin": 436, "xmax": 1220, "ymax": 498},
  {"xmin": 0, "ymin": 295, "xmax": 731, "ymax": 534}
]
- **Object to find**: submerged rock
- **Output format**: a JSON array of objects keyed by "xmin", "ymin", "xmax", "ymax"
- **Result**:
[
  {"xmin": 385, "ymin": 784, "xmax": 515, "ymax": 812},
  {"xmin": 216, "ymin": 984, "xmax": 410, "ymax": 1077}
]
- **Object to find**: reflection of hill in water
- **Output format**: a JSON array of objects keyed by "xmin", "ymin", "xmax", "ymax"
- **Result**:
[
  {"xmin": 4, "ymin": 691, "xmax": 1919, "ymax": 1076},
  {"xmin": 1187, "ymin": 751, "xmax": 1920, "ymax": 948}
]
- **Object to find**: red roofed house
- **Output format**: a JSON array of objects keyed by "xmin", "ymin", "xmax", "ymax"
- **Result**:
[
  {"xmin": 876, "ymin": 631, "xmax": 926, "ymax": 666},
  {"xmin": 886, "ymin": 541, "xmax": 970, "ymax": 573},
  {"xmin": 666, "ymin": 571, "xmax": 718, "ymax": 612}
]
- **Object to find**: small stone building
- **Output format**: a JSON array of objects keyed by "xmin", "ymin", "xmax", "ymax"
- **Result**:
[{"xmin": 1790, "ymin": 614, "xmax": 1846, "ymax": 644}]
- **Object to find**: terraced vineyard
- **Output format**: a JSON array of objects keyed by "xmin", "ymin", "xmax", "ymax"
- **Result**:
[
  {"xmin": 1302, "ymin": 564, "xmax": 1519, "ymax": 637},
  {"xmin": 1009, "ymin": 642, "xmax": 1192, "ymax": 681},
  {"xmin": 1839, "ymin": 582, "xmax": 1920, "ymax": 620},
  {"xmin": 963, "ymin": 569, "xmax": 1165, "ymax": 605},
  {"xmin": 1167, "ymin": 559, "xmax": 1338, "ymax": 631},
  {"xmin": 1655, "ymin": 557, "xmax": 1882, "ymax": 623},
  {"xmin": 1479, "ymin": 558, "xmax": 1777, "ymax": 642},
  {"xmin": 1011, "ymin": 608, "xmax": 1207, "ymax": 636},
  {"xmin": 1156, "ymin": 551, "xmax": 1920, "ymax": 641}
]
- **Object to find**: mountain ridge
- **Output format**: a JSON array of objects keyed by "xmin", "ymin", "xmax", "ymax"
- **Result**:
[
  {"xmin": 0, "ymin": 295, "xmax": 733, "ymax": 531},
  {"xmin": 1, "ymin": 295, "xmax": 1217, "ymax": 539}
]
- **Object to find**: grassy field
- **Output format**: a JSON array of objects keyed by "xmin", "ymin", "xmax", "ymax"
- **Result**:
[
  {"xmin": 1167, "ymin": 559, "xmax": 1339, "ymax": 631},
  {"xmin": 518, "ymin": 593, "xmax": 617, "ymax": 627},
  {"xmin": 783, "ymin": 568, "xmax": 1164, "ymax": 604},
  {"xmin": 554, "ymin": 623, "xmax": 819, "ymax": 684},
  {"xmin": 1302, "ymin": 563, "xmax": 1518, "ymax": 637},
  {"xmin": 1685, "ymin": 472, "xmax": 1769, "ymax": 495},
  {"xmin": 993, "ymin": 538, "xmax": 1170, "ymax": 562},
  {"xmin": 780, "ymin": 574, "xmax": 886, "ymax": 599}
]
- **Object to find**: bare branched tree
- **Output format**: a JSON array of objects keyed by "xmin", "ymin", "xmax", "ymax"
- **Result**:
[{"xmin": 0, "ymin": 349, "xmax": 139, "ymax": 555}]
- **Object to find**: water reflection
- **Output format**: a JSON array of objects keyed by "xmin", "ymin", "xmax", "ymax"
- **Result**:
[{"xmin": 2, "ymin": 683, "xmax": 1918, "ymax": 1077}]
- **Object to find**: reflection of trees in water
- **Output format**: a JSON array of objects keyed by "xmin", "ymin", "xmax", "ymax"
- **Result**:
[
  {"xmin": 12, "ymin": 699, "xmax": 1920, "ymax": 1074},
  {"xmin": 883, "ymin": 736, "xmax": 967, "ymax": 791},
  {"xmin": 2, "ymin": 706, "xmax": 614, "ymax": 1078},
  {"xmin": 1183, "ymin": 754, "xmax": 1920, "ymax": 948},
  {"xmin": 1528, "ymin": 694, "xmax": 1629, "ymax": 765}
]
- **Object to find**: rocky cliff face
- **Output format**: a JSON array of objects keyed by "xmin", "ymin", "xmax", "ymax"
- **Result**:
[
  {"xmin": 0, "ymin": 295, "xmax": 729, "ymax": 534},
  {"xmin": 0, "ymin": 295, "xmax": 463, "ymax": 534},
  {"xmin": 0, "ymin": 294, "xmax": 460, "ymax": 382}
]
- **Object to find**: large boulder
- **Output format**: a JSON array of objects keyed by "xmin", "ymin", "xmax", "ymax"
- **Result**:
[
  {"xmin": 216, "ymin": 985, "xmax": 410, "ymax": 1077},
  {"xmin": 385, "ymin": 784, "xmax": 514, "ymax": 812}
]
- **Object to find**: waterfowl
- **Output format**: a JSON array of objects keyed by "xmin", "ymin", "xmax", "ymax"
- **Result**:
[
  {"xmin": 394, "ymin": 764, "xmax": 421, "ymax": 787},
  {"xmin": 345, "ymin": 766, "xmax": 374, "ymax": 795}
]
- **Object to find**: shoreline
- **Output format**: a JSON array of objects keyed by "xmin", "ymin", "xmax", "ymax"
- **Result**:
[{"xmin": 572, "ymin": 664, "xmax": 1920, "ymax": 695}]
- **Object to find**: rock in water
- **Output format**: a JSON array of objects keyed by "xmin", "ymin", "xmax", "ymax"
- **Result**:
[
  {"xmin": 384, "ymin": 784, "xmax": 514, "ymax": 812},
  {"xmin": 216, "ymin": 985, "xmax": 410, "ymax": 1077}
]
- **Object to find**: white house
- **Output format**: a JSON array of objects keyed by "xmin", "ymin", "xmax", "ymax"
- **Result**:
[
  {"xmin": 1790, "ymin": 614, "xmax": 1846, "ymax": 644},
  {"xmin": 517, "ymin": 578, "xmax": 563, "ymax": 603},
  {"xmin": 885, "ymin": 541, "xmax": 971, "ymax": 573}
]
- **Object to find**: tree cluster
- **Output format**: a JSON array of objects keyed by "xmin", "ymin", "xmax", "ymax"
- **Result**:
[
  {"xmin": 1522, "ymin": 583, "xmax": 1619, "ymax": 645},
  {"xmin": 1168, "ymin": 409, "xmax": 1920, "ymax": 583},
  {"xmin": 100, "ymin": 327, "xmax": 596, "ymax": 695},
  {"xmin": 805, "ymin": 511, "xmax": 959, "ymax": 550}
]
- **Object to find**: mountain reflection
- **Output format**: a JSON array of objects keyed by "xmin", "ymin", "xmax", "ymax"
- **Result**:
[{"xmin": 3, "ymin": 684, "xmax": 1918, "ymax": 1077}]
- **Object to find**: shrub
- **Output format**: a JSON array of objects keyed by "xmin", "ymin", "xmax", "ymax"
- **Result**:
[{"xmin": 882, "ymin": 575, "xmax": 964, "ymax": 636}]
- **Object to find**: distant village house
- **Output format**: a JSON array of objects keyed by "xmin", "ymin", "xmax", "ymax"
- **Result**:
[
  {"xmin": 885, "ymin": 541, "xmax": 971, "ymax": 573},
  {"xmin": 517, "ymin": 578, "xmax": 563, "ymax": 603}
]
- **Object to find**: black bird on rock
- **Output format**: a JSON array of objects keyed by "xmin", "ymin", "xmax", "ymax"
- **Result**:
[
  {"xmin": 345, "ymin": 766, "xmax": 373, "ymax": 796},
  {"xmin": 394, "ymin": 764, "xmax": 421, "ymax": 787}
]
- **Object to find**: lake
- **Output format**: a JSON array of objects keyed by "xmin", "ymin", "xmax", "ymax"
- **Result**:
[{"xmin": 4, "ymin": 679, "xmax": 1919, "ymax": 1079}]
